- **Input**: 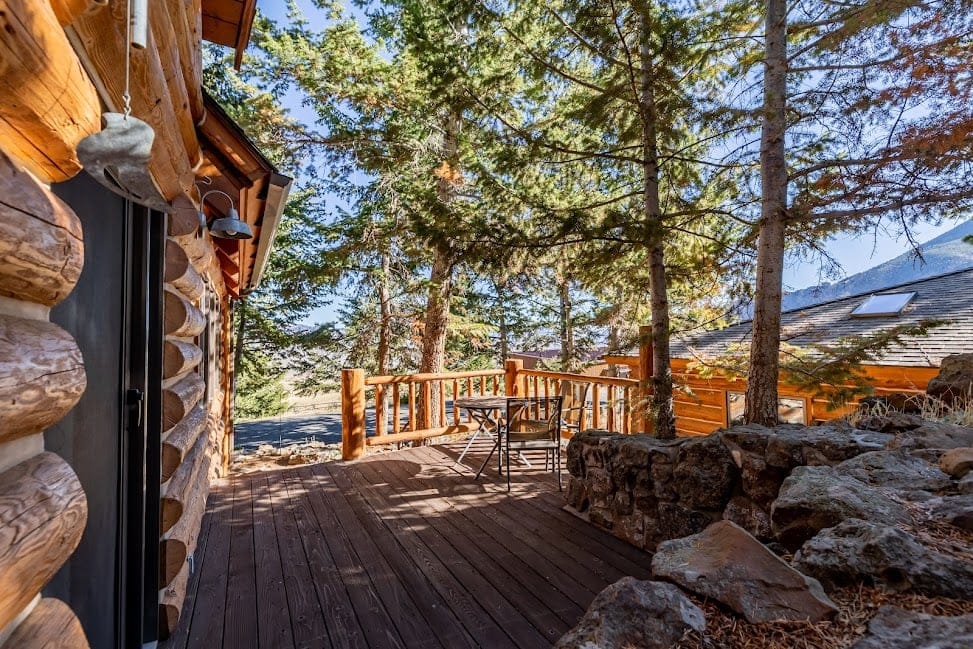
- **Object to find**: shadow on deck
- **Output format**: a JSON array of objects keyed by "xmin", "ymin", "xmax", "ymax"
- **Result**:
[{"xmin": 162, "ymin": 439, "xmax": 652, "ymax": 649}]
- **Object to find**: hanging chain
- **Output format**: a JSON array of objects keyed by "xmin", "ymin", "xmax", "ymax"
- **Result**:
[{"xmin": 122, "ymin": 0, "xmax": 132, "ymax": 118}]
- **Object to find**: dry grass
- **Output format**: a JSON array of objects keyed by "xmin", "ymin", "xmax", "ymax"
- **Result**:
[
  {"xmin": 674, "ymin": 586, "xmax": 973, "ymax": 649},
  {"xmin": 845, "ymin": 391, "xmax": 973, "ymax": 427}
]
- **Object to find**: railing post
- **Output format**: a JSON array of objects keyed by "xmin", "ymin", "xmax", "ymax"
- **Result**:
[
  {"xmin": 505, "ymin": 359, "xmax": 523, "ymax": 395},
  {"xmin": 341, "ymin": 368, "xmax": 366, "ymax": 460},
  {"xmin": 638, "ymin": 325, "xmax": 653, "ymax": 433}
]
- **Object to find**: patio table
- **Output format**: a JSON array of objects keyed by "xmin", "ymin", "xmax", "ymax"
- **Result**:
[{"xmin": 454, "ymin": 396, "xmax": 507, "ymax": 465}]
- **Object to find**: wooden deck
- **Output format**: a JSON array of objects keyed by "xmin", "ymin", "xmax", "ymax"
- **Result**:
[{"xmin": 162, "ymin": 439, "xmax": 652, "ymax": 649}]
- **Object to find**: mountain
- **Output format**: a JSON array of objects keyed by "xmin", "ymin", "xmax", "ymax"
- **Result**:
[{"xmin": 781, "ymin": 220, "xmax": 973, "ymax": 312}]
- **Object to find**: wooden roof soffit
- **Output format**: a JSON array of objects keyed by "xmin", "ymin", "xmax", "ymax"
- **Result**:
[
  {"xmin": 197, "ymin": 92, "xmax": 291, "ymax": 298},
  {"xmin": 201, "ymin": 0, "xmax": 257, "ymax": 69}
]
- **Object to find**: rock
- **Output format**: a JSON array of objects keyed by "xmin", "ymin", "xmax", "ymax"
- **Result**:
[
  {"xmin": 959, "ymin": 473, "xmax": 973, "ymax": 495},
  {"xmin": 835, "ymin": 450, "xmax": 952, "ymax": 494},
  {"xmin": 740, "ymin": 454, "xmax": 790, "ymax": 504},
  {"xmin": 723, "ymin": 496, "xmax": 772, "ymax": 540},
  {"xmin": 855, "ymin": 411, "xmax": 925, "ymax": 435},
  {"xmin": 656, "ymin": 502, "xmax": 715, "ymax": 541},
  {"xmin": 929, "ymin": 494, "xmax": 973, "ymax": 530},
  {"xmin": 651, "ymin": 521, "xmax": 837, "ymax": 623},
  {"xmin": 940, "ymin": 447, "xmax": 973, "ymax": 478},
  {"xmin": 794, "ymin": 519, "xmax": 973, "ymax": 599},
  {"xmin": 671, "ymin": 436, "xmax": 737, "ymax": 511},
  {"xmin": 771, "ymin": 465, "xmax": 910, "ymax": 550},
  {"xmin": 926, "ymin": 353, "xmax": 973, "ymax": 406},
  {"xmin": 764, "ymin": 425, "xmax": 892, "ymax": 469},
  {"xmin": 554, "ymin": 577, "xmax": 705, "ymax": 649},
  {"xmin": 851, "ymin": 606, "xmax": 973, "ymax": 649},
  {"xmin": 893, "ymin": 421, "xmax": 973, "ymax": 452}
]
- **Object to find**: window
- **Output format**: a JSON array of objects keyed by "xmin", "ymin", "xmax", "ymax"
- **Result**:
[
  {"xmin": 850, "ymin": 291, "xmax": 916, "ymax": 318},
  {"xmin": 727, "ymin": 391, "xmax": 806, "ymax": 425}
]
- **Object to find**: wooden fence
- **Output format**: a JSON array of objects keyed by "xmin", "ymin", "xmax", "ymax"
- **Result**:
[{"xmin": 340, "ymin": 359, "xmax": 644, "ymax": 460}]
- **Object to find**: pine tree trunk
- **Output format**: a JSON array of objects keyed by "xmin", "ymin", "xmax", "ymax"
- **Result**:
[
  {"xmin": 376, "ymin": 252, "xmax": 392, "ymax": 419},
  {"xmin": 638, "ymin": 8, "xmax": 675, "ymax": 439},
  {"xmin": 745, "ymin": 0, "xmax": 788, "ymax": 426},
  {"xmin": 418, "ymin": 108, "xmax": 461, "ymax": 427},
  {"xmin": 557, "ymin": 274, "xmax": 575, "ymax": 371},
  {"xmin": 233, "ymin": 302, "xmax": 246, "ymax": 376},
  {"xmin": 496, "ymin": 278, "xmax": 509, "ymax": 362}
]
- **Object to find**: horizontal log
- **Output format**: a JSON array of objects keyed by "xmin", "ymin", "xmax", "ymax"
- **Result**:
[
  {"xmin": 163, "ymin": 372, "xmax": 205, "ymax": 431},
  {"xmin": 164, "ymin": 289, "xmax": 205, "ymax": 338},
  {"xmin": 364, "ymin": 423, "xmax": 479, "ymax": 447},
  {"xmin": 0, "ymin": 0, "xmax": 101, "ymax": 181},
  {"xmin": 0, "ymin": 316, "xmax": 86, "ymax": 444},
  {"xmin": 165, "ymin": 240, "xmax": 205, "ymax": 303},
  {"xmin": 172, "ymin": 231, "xmax": 215, "ymax": 277},
  {"xmin": 50, "ymin": 0, "xmax": 104, "ymax": 25},
  {"xmin": 0, "ymin": 151, "xmax": 84, "ymax": 307},
  {"xmin": 0, "ymin": 453, "xmax": 87, "ymax": 630},
  {"xmin": 520, "ymin": 369, "xmax": 639, "ymax": 389},
  {"xmin": 150, "ymin": 3, "xmax": 202, "ymax": 171},
  {"xmin": 161, "ymin": 430, "xmax": 208, "ymax": 533},
  {"xmin": 167, "ymin": 193, "xmax": 202, "ymax": 238},
  {"xmin": 164, "ymin": 339, "xmax": 203, "ymax": 381},
  {"xmin": 159, "ymin": 561, "xmax": 190, "ymax": 640},
  {"xmin": 2, "ymin": 598, "xmax": 88, "ymax": 649},
  {"xmin": 160, "ymin": 458, "xmax": 210, "ymax": 586},
  {"xmin": 161, "ymin": 404, "xmax": 206, "ymax": 483},
  {"xmin": 365, "ymin": 369, "xmax": 505, "ymax": 386},
  {"xmin": 166, "ymin": 0, "xmax": 204, "ymax": 122}
]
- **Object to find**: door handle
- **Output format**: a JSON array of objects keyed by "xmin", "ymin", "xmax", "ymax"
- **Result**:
[{"xmin": 126, "ymin": 388, "xmax": 145, "ymax": 430}]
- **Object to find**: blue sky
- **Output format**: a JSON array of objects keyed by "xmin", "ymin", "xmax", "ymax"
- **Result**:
[{"xmin": 255, "ymin": 1, "xmax": 967, "ymax": 325}]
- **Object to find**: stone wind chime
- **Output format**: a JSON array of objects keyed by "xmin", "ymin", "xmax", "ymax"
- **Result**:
[{"xmin": 76, "ymin": 0, "xmax": 171, "ymax": 212}]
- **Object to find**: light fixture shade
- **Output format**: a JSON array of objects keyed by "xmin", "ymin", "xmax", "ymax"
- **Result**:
[{"xmin": 209, "ymin": 207, "xmax": 253, "ymax": 240}]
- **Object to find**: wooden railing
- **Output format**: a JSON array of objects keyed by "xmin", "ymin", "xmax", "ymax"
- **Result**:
[{"xmin": 518, "ymin": 368, "xmax": 641, "ymax": 435}]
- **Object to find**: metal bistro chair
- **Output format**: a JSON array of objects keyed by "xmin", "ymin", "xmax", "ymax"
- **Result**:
[
  {"xmin": 501, "ymin": 396, "xmax": 563, "ymax": 492},
  {"xmin": 559, "ymin": 380, "xmax": 589, "ymax": 436}
]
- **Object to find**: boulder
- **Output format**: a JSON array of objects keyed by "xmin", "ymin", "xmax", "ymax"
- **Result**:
[
  {"xmin": 959, "ymin": 473, "xmax": 973, "ymax": 495},
  {"xmin": 771, "ymin": 465, "xmax": 910, "ymax": 550},
  {"xmin": 940, "ymin": 447, "xmax": 973, "ymax": 479},
  {"xmin": 723, "ymin": 496, "xmax": 772, "ymax": 540},
  {"xmin": 855, "ymin": 411, "xmax": 925, "ymax": 435},
  {"xmin": 851, "ymin": 606, "xmax": 973, "ymax": 649},
  {"xmin": 671, "ymin": 436, "xmax": 737, "ymax": 511},
  {"xmin": 764, "ymin": 425, "xmax": 892, "ymax": 469},
  {"xmin": 651, "ymin": 521, "xmax": 837, "ymax": 623},
  {"xmin": 892, "ymin": 421, "xmax": 973, "ymax": 452},
  {"xmin": 928, "ymin": 494, "xmax": 973, "ymax": 531},
  {"xmin": 835, "ymin": 450, "xmax": 952, "ymax": 494},
  {"xmin": 926, "ymin": 353, "xmax": 973, "ymax": 406},
  {"xmin": 554, "ymin": 577, "xmax": 705, "ymax": 649},
  {"xmin": 793, "ymin": 519, "xmax": 973, "ymax": 599}
]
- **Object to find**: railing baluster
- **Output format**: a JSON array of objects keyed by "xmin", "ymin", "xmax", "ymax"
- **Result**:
[
  {"xmin": 623, "ymin": 386, "xmax": 630, "ymax": 434},
  {"xmin": 408, "ymin": 382, "xmax": 416, "ymax": 432},
  {"xmin": 592, "ymin": 384, "xmax": 601, "ymax": 429},
  {"xmin": 439, "ymin": 379, "xmax": 447, "ymax": 426},
  {"xmin": 608, "ymin": 385, "xmax": 616, "ymax": 432},
  {"xmin": 375, "ymin": 384, "xmax": 386, "ymax": 437},
  {"xmin": 452, "ymin": 379, "xmax": 459, "ymax": 425},
  {"xmin": 392, "ymin": 383, "xmax": 400, "ymax": 435}
]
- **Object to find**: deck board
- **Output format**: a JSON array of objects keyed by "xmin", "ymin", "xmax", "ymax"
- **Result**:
[{"xmin": 162, "ymin": 440, "xmax": 653, "ymax": 649}]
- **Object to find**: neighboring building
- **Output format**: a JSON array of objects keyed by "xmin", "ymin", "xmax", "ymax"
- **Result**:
[
  {"xmin": 608, "ymin": 269, "xmax": 973, "ymax": 437},
  {"xmin": 0, "ymin": 2, "xmax": 288, "ymax": 648}
]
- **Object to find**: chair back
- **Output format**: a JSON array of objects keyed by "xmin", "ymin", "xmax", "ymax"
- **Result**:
[
  {"xmin": 506, "ymin": 396, "xmax": 563, "ymax": 442},
  {"xmin": 558, "ymin": 381, "xmax": 589, "ymax": 428}
]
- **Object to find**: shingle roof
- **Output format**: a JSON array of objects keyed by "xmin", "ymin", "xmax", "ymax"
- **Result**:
[{"xmin": 670, "ymin": 267, "xmax": 973, "ymax": 367}]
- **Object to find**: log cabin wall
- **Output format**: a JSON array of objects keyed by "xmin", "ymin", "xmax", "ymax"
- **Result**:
[
  {"xmin": 612, "ymin": 356, "xmax": 940, "ymax": 437},
  {"xmin": 0, "ymin": 1, "xmax": 283, "ymax": 644}
]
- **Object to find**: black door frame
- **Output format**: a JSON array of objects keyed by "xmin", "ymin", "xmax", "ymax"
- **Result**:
[{"xmin": 120, "ymin": 205, "xmax": 166, "ymax": 647}]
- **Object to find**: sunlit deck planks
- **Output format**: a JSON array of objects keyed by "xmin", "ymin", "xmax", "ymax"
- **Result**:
[{"xmin": 162, "ymin": 439, "xmax": 652, "ymax": 649}]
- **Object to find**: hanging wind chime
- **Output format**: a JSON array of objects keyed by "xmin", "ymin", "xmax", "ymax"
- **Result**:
[{"xmin": 77, "ymin": 0, "xmax": 171, "ymax": 212}]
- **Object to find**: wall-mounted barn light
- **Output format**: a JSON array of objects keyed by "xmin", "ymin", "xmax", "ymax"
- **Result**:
[{"xmin": 200, "ymin": 190, "xmax": 253, "ymax": 240}]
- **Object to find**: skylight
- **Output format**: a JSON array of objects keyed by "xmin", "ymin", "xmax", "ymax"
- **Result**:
[{"xmin": 850, "ymin": 292, "xmax": 916, "ymax": 318}]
